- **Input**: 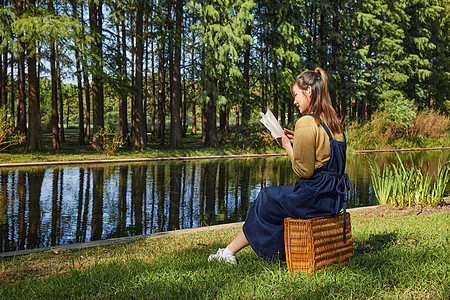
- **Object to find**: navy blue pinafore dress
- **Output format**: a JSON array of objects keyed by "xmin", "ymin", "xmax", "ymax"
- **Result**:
[{"xmin": 242, "ymin": 117, "xmax": 351, "ymax": 261}]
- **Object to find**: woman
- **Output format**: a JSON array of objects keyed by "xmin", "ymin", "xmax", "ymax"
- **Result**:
[{"xmin": 208, "ymin": 67, "xmax": 349, "ymax": 264}]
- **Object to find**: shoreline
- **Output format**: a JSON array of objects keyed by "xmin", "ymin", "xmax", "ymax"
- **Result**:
[
  {"xmin": 0, "ymin": 146, "xmax": 449, "ymax": 169},
  {"xmin": 0, "ymin": 205, "xmax": 381, "ymax": 259}
]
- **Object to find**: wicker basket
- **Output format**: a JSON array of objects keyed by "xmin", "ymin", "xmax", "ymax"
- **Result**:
[{"xmin": 284, "ymin": 213, "xmax": 354, "ymax": 273}]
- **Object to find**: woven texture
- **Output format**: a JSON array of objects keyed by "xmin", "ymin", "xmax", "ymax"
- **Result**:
[{"xmin": 284, "ymin": 213, "xmax": 354, "ymax": 273}]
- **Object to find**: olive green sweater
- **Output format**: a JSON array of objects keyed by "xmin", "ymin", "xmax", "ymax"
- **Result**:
[{"xmin": 291, "ymin": 115, "xmax": 344, "ymax": 178}]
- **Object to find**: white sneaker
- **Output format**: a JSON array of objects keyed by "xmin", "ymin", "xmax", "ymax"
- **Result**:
[{"xmin": 208, "ymin": 248, "xmax": 237, "ymax": 264}]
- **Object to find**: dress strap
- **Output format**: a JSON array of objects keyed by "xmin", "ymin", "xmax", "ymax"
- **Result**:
[
  {"xmin": 307, "ymin": 114, "xmax": 334, "ymax": 141},
  {"xmin": 336, "ymin": 173, "xmax": 351, "ymax": 243}
]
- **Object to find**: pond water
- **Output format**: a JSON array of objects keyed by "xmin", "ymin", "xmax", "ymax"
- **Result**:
[{"xmin": 0, "ymin": 150, "xmax": 448, "ymax": 253}]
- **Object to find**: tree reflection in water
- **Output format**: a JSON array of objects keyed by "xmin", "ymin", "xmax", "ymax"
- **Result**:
[{"xmin": 0, "ymin": 151, "xmax": 448, "ymax": 253}]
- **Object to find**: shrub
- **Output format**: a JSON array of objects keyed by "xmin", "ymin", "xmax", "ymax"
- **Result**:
[
  {"xmin": 407, "ymin": 109, "xmax": 450, "ymax": 139},
  {"xmin": 0, "ymin": 108, "xmax": 25, "ymax": 152},
  {"xmin": 375, "ymin": 96, "xmax": 417, "ymax": 140},
  {"xmin": 96, "ymin": 124, "xmax": 126, "ymax": 156}
]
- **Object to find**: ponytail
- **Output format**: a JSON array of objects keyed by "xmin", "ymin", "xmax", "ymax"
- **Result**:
[{"xmin": 291, "ymin": 67, "xmax": 342, "ymax": 134}]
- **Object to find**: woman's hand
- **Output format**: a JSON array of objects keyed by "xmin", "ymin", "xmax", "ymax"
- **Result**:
[
  {"xmin": 284, "ymin": 128, "xmax": 294, "ymax": 144},
  {"xmin": 274, "ymin": 130, "xmax": 292, "ymax": 150},
  {"xmin": 274, "ymin": 130, "xmax": 294, "ymax": 160}
]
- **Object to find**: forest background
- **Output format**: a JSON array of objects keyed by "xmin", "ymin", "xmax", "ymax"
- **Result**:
[{"xmin": 0, "ymin": 0, "xmax": 449, "ymax": 155}]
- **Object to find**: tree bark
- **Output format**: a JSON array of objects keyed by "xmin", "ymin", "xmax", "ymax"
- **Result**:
[
  {"xmin": 157, "ymin": 17, "xmax": 166, "ymax": 146},
  {"xmin": 119, "ymin": 18, "xmax": 128, "ymax": 143},
  {"xmin": 80, "ymin": 2, "xmax": 90, "ymax": 142},
  {"xmin": 0, "ymin": 1, "xmax": 4, "ymax": 110},
  {"xmin": 48, "ymin": 0, "xmax": 61, "ymax": 150},
  {"xmin": 71, "ymin": 0, "xmax": 84, "ymax": 145},
  {"xmin": 219, "ymin": 108, "xmax": 226, "ymax": 143},
  {"xmin": 17, "ymin": 41, "xmax": 27, "ymax": 136},
  {"xmin": 170, "ymin": 0, "xmax": 183, "ymax": 148},
  {"xmin": 56, "ymin": 44, "xmax": 65, "ymax": 142},
  {"xmin": 241, "ymin": 23, "xmax": 251, "ymax": 136},
  {"xmin": 15, "ymin": 0, "xmax": 26, "ymax": 136},
  {"xmin": 89, "ymin": 0, "xmax": 104, "ymax": 150},
  {"xmin": 1, "ymin": 46, "xmax": 6, "ymax": 110},
  {"xmin": 150, "ymin": 16, "xmax": 156, "ymax": 141},
  {"xmin": 10, "ymin": 54, "xmax": 14, "ymax": 126},
  {"xmin": 50, "ymin": 35, "xmax": 60, "ymax": 149},
  {"xmin": 27, "ymin": 1, "xmax": 42, "ymax": 152},
  {"xmin": 132, "ymin": 0, "xmax": 147, "ymax": 150},
  {"xmin": 204, "ymin": 80, "xmax": 218, "ymax": 148}
]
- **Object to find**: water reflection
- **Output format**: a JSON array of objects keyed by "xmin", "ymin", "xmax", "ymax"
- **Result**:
[{"xmin": 0, "ymin": 151, "xmax": 448, "ymax": 252}]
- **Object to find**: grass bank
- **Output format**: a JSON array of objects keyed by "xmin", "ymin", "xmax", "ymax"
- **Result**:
[
  {"xmin": 1, "ymin": 207, "xmax": 449, "ymax": 299},
  {"xmin": 1, "ymin": 130, "xmax": 450, "ymax": 165},
  {"xmin": 0, "ymin": 133, "xmax": 285, "ymax": 164}
]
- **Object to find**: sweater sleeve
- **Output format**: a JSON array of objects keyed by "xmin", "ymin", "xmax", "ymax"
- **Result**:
[{"xmin": 291, "ymin": 116, "xmax": 316, "ymax": 178}]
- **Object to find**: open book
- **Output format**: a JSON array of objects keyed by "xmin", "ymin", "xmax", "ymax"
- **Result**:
[{"xmin": 259, "ymin": 108, "xmax": 283, "ymax": 138}]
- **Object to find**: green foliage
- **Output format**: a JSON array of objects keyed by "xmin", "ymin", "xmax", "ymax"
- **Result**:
[
  {"xmin": 347, "ymin": 107, "xmax": 450, "ymax": 150},
  {"xmin": 188, "ymin": 0, "xmax": 255, "ymax": 107},
  {"xmin": 1, "ymin": 0, "xmax": 449, "ymax": 151},
  {"xmin": 96, "ymin": 124, "xmax": 126, "ymax": 156},
  {"xmin": 378, "ymin": 95, "xmax": 417, "ymax": 130},
  {"xmin": 367, "ymin": 157, "xmax": 394, "ymax": 205},
  {"xmin": 0, "ymin": 108, "xmax": 25, "ymax": 152},
  {"xmin": 367, "ymin": 152, "xmax": 450, "ymax": 206},
  {"xmin": 223, "ymin": 128, "xmax": 280, "ymax": 153}
]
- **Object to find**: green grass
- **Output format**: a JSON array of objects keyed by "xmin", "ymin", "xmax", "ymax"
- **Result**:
[
  {"xmin": 0, "ymin": 133, "xmax": 285, "ymax": 164},
  {"xmin": 1, "ymin": 209, "xmax": 449, "ymax": 299}
]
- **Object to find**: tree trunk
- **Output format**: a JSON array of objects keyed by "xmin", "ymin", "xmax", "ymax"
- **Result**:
[
  {"xmin": 204, "ymin": 84, "xmax": 218, "ymax": 147},
  {"xmin": 10, "ymin": 54, "xmax": 14, "ymax": 126},
  {"xmin": 71, "ymin": 0, "xmax": 84, "ymax": 145},
  {"xmin": 191, "ymin": 103, "xmax": 196, "ymax": 135},
  {"xmin": 27, "ymin": 18, "xmax": 42, "ymax": 152},
  {"xmin": 83, "ymin": 70, "xmax": 90, "ymax": 141},
  {"xmin": 0, "ymin": 4, "xmax": 4, "ymax": 110},
  {"xmin": 241, "ymin": 23, "xmax": 251, "ymax": 136},
  {"xmin": 234, "ymin": 103, "xmax": 239, "ymax": 137},
  {"xmin": 157, "ymin": 21, "xmax": 166, "ymax": 146},
  {"xmin": 56, "ymin": 44, "xmax": 65, "ymax": 142},
  {"xmin": 17, "ymin": 41, "xmax": 26, "ymax": 136},
  {"xmin": 51, "ymin": 39, "xmax": 60, "ymax": 149},
  {"xmin": 119, "ymin": 18, "xmax": 128, "ymax": 143},
  {"xmin": 170, "ymin": 0, "xmax": 183, "ymax": 148},
  {"xmin": 16, "ymin": 0, "xmax": 26, "ymax": 136},
  {"xmin": 201, "ymin": 106, "xmax": 206, "ymax": 143},
  {"xmin": 272, "ymin": 52, "xmax": 278, "ymax": 120},
  {"xmin": 81, "ymin": 3, "xmax": 90, "ymax": 142},
  {"xmin": 190, "ymin": 24, "xmax": 196, "ymax": 136},
  {"xmin": 49, "ymin": 0, "xmax": 59, "ymax": 149},
  {"xmin": 144, "ymin": 24, "xmax": 149, "ymax": 134},
  {"xmin": 132, "ymin": 0, "xmax": 147, "ymax": 150},
  {"xmin": 151, "ymin": 19, "xmax": 156, "ymax": 141},
  {"xmin": 1, "ymin": 46, "xmax": 6, "ymax": 110},
  {"xmin": 89, "ymin": 0, "xmax": 104, "ymax": 150},
  {"xmin": 219, "ymin": 108, "xmax": 226, "ymax": 143}
]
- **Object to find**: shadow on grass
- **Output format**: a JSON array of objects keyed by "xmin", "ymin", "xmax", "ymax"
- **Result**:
[{"xmin": 353, "ymin": 232, "xmax": 398, "ymax": 255}]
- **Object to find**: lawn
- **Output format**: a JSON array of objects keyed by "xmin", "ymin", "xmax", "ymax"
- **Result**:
[{"xmin": 0, "ymin": 206, "xmax": 449, "ymax": 299}]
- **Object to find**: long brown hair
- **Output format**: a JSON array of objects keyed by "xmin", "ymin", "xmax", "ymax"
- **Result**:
[{"xmin": 291, "ymin": 67, "xmax": 342, "ymax": 134}]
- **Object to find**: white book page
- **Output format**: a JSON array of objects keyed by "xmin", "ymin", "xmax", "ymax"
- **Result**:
[{"xmin": 259, "ymin": 109, "xmax": 283, "ymax": 138}]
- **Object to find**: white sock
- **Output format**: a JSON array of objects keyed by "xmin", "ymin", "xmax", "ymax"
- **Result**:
[{"xmin": 223, "ymin": 246, "xmax": 235, "ymax": 256}]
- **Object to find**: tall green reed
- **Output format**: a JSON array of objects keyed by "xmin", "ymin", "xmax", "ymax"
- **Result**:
[
  {"xmin": 367, "ymin": 152, "xmax": 450, "ymax": 206},
  {"xmin": 367, "ymin": 158, "xmax": 394, "ymax": 205}
]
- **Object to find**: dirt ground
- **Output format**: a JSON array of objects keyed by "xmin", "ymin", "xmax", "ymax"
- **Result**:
[{"xmin": 353, "ymin": 202, "xmax": 450, "ymax": 217}]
